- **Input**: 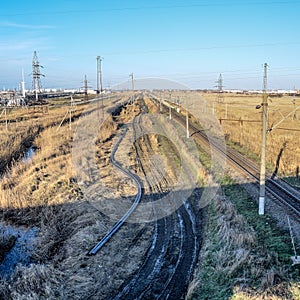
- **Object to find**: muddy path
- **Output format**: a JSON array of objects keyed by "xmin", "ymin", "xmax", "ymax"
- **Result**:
[{"xmin": 112, "ymin": 103, "xmax": 203, "ymax": 299}]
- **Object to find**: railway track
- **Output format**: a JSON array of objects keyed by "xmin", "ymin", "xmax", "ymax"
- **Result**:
[{"xmin": 150, "ymin": 94, "xmax": 300, "ymax": 218}]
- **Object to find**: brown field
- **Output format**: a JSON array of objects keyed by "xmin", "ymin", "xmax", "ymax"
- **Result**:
[
  {"xmin": 0, "ymin": 94, "xmax": 130, "ymax": 212},
  {"xmin": 0, "ymin": 101, "xmax": 89, "ymax": 176},
  {"xmin": 168, "ymin": 91, "xmax": 299, "ymax": 179},
  {"xmin": 0, "ymin": 92, "xmax": 299, "ymax": 299}
]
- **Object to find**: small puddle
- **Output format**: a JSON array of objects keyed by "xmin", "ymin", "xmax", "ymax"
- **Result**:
[
  {"xmin": 0, "ymin": 146, "xmax": 36, "ymax": 180},
  {"xmin": 22, "ymin": 146, "xmax": 36, "ymax": 163},
  {"xmin": 0, "ymin": 223, "xmax": 37, "ymax": 279}
]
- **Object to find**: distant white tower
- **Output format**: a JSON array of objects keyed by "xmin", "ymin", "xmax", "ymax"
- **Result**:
[{"xmin": 21, "ymin": 68, "xmax": 26, "ymax": 98}]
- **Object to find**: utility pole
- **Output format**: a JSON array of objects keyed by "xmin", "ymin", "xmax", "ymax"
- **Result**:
[
  {"xmin": 159, "ymin": 91, "xmax": 162, "ymax": 112},
  {"xmin": 292, "ymin": 99, "xmax": 297, "ymax": 120},
  {"xmin": 21, "ymin": 68, "xmax": 26, "ymax": 98},
  {"xmin": 97, "ymin": 56, "xmax": 104, "ymax": 120},
  {"xmin": 96, "ymin": 56, "xmax": 103, "ymax": 94},
  {"xmin": 0, "ymin": 106, "xmax": 8, "ymax": 131},
  {"xmin": 32, "ymin": 51, "xmax": 44, "ymax": 102},
  {"xmin": 186, "ymin": 97, "xmax": 189, "ymax": 138},
  {"xmin": 169, "ymin": 92, "xmax": 172, "ymax": 120},
  {"xmin": 69, "ymin": 95, "xmax": 75, "ymax": 130},
  {"xmin": 129, "ymin": 73, "xmax": 134, "ymax": 104},
  {"xmin": 84, "ymin": 75, "xmax": 88, "ymax": 101},
  {"xmin": 259, "ymin": 63, "xmax": 268, "ymax": 215},
  {"xmin": 5, "ymin": 106, "xmax": 8, "ymax": 131}
]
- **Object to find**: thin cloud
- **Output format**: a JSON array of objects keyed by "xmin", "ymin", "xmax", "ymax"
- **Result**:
[
  {"xmin": 0, "ymin": 41, "xmax": 34, "ymax": 51},
  {"xmin": 0, "ymin": 21, "xmax": 55, "ymax": 29},
  {"xmin": 0, "ymin": 36, "xmax": 51, "ymax": 52}
]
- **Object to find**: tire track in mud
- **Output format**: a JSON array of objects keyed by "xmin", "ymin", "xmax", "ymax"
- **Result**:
[{"xmin": 114, "ymin": 106, "xmax": 201, "ymax": 299}]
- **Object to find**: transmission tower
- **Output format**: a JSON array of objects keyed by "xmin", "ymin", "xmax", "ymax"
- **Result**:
[
  {"xmin": 215, "ymin": 73, "xmax": 224, "ymax": 103},
  {"xmin": 82, "ymin": 75, "xmax": 92, "ymax": 101},
  {"xmin": 32, "ymin": 51, "xmax": 44, "ymax": 101}
]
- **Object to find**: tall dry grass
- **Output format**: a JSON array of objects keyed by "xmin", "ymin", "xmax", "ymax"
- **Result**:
[
  {"xmin": 0, "ymin": 124, "xmax": 78, "ymax": 211},
  {"xmin": 0, "ymin": 103, "xmax": 89, "ymax": 176},
  {"xmin": 0, "ymin": 94, "xmax": 129, "ymax": 216},
  {"xmin": 206, "ymin": 93, "xmax": 299, "ymax": 176},
  {"xmin": 0, "ymin": 95, "xmax": 143, "ymax": 299},
  {"xmin": 163, "ymin": 91, "xmax": 299, "ymax": 177},
  {"xmin": 187, "ymin": 189, "xmax": 297, "ymax": 300}
]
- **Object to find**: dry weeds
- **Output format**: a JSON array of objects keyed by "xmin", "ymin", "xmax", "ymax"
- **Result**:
[
  {"xmin": 162, "ymin": 91, "xmax": 299, "ymax": 178},
  {"xmin": 0, "ymin": 103, "xmax": 89, "ymax": 178},
  {"xmin": 187, "ymin": 189, "xmax": 297, "ymax": 299},
  {"xmin": 0, "ymin": 95, "xmax": 155, "ymax": 299},
  {"xmin": 185, "ymin": 153, "xmax": 298, "ymax": 300},
  {"xmin": 215, "ymin": 92, "xmax": 297, "ymax": 176},
  {"xmin": 0, "ymin": 223, "xmax": 16, "ymax": 262}
]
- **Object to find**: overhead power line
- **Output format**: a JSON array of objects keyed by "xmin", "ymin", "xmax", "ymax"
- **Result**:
[{"xmin": 1, "ymin": 1, "xmax": 300, "ymax": 16}]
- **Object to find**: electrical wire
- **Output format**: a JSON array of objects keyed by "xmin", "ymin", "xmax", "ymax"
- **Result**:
[{"xmin": 1, "ymin": 1, "xmax": 300, "ymax": 17}]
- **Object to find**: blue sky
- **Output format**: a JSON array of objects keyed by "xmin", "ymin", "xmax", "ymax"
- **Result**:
[{"xmin": 1, "ymin": 0, "xmax": 300, "ymax": 90}]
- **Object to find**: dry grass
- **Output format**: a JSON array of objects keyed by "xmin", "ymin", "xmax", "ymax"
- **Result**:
[
  {"xmin": 0, "ymin": 125, "xmax": 77, "ymax": 212},
  {"xmin": 8, "ymin": 264, "xmax": 63, "ymax": 300},
  {"xmin": 0, "ymin": 223, "xmax": 16, "ymax": 262},
  {"xmin": 0, "ymin": 94, "xmax": 152, "ymax": 299},
  {"xmin": 144, "ymin": 95, "xmax": 159, "ymax": 113},
  {"xmin": 0, "ymin": 114, "xmax": 81, "ymax": 298},
  {"xmin": 0, "ymin": 103, "xmax": 89, "ymax": 177},
  {"xmin": 185, "ymin": 147, "xmax": 299, "ymax": 300},
  {"xmin": 161, "ymin": 91, "xmax": 299, "ymax": 177},
  {"xmin": 230, "ymin": 282, "xmax": 300, "ymax": 300},
  {"xmin": 0, "ymin": 96, "xmax": 123, "ymax": 211},
  {"xmin": 213, "ymin": 92, "xmax": 298, "ymax": 176}
]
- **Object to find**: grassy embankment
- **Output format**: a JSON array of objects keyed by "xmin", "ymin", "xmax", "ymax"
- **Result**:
[{"xmin": 186, "ymin": 145, "xmax": 300, "ymax": 300}]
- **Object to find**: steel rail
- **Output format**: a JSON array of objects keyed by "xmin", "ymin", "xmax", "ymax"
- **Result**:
[{"xmin": 87, "ymin": 127, "xmax": 142, "ymax": 255}]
